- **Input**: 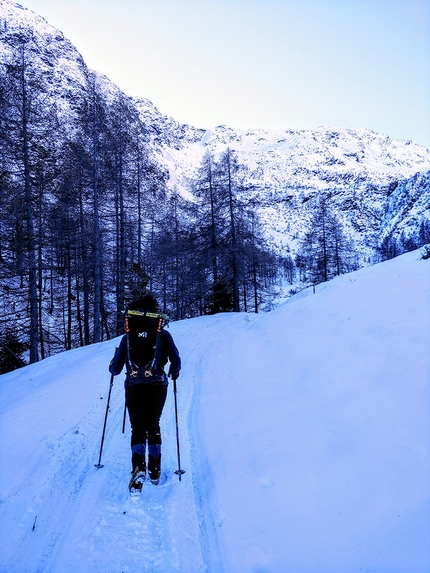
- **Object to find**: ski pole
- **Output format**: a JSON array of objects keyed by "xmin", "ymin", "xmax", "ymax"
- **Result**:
[
  {"xmin": 94, "ymin": 373, "xmax": 114, "ymax": 469},
  {"xmin": 173, "ymin": 377, "xmax": 185, "ymax": 481},
  {"xmin": 122, "ymin": 390, "xmax": 127, "ymax": 434}
]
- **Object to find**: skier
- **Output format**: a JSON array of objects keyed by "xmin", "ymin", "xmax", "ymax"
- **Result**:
[{"xmin": 109, "ymin": 294, "xmax": 181, "ymax": 484}]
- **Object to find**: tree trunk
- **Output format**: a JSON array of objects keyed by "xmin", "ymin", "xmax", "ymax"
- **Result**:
[
  {"xmin": 226, "ymin": 150, "xmax": 240, "ymax": 312},
  {"xmin": 92, "ymin": 78, "xmax": 102, "ymax": 343},
  {"xmin": 20, "ymin": 45, "xmax": 39, "ymax": 362}
]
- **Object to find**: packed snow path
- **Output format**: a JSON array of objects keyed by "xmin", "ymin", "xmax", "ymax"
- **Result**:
[
  {"xmin": 1, "ymin": 250, "xmax": 429, "ymax": 573},
  {"xmin": 0, "ymin": 318, "xmax": 228, "ymax": 573}
]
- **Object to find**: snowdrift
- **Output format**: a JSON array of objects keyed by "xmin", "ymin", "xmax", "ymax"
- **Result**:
[{"xmin": 0, "ymin": 250, "xmax": 429, "ymax": 573}]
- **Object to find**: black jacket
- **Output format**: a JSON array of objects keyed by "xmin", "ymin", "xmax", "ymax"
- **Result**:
[{"xmin": 110, "ymin": 329, "xmax": 181, "ymax": 385}]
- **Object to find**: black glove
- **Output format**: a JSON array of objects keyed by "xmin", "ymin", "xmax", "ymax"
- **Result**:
[
  {"xmin": 169, "ymin": 369, "xmax": 179, "ymax": 381},
  {"xmin": 109, "ymin": 347, "xmax": 118, "ymax": 374}
]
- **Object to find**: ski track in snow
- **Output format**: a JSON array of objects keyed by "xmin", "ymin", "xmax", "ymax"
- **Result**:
[
  {"xmin": 182, "ymin": 317, "xmax": 235, "ymax": 573},
  {"xmin": 0, "ymin": 326, "xmax": 226, "ymax": 573},
  {"xmin": 0, "ymin": 317, "xmax": 236, "ymax": 573}
]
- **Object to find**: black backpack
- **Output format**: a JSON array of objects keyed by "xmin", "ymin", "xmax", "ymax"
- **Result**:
[{"xmin": 124, "ymin": 309, "xmax": 169, "ymax": 384}]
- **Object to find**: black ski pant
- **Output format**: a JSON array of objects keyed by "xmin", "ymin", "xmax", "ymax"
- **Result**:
[{"xmin": 126, "ymin": 383, "xmax": 168, "ymax": 452}]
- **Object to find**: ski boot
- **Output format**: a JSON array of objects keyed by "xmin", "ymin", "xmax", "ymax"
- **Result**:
[
  {"xmin": 129, "ymin": 453, "xmax": 146, "ymax": 494},
  {"xmin": 148, "ymin": 454, "xmax": 161, "ymax": 485}
]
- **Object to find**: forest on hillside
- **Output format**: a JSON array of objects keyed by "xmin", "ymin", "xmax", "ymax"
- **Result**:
[
  {"xmin": 0, "ymin": 34, "xmax": 284, "ymax": 370},
  {"xmin": 1, "ymin": 32, "xmax": 429, "ymax": 373}
]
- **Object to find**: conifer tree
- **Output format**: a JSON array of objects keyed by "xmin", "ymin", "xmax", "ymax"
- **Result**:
[
  {"xmin": 0, "ymin": 33, "xmax": 57, "ymax": 361},
  {"xmin": 297, "ymin": 194, "xmax": 355, "ymax": 285}
]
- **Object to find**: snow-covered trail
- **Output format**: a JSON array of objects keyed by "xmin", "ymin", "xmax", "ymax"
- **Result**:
[{"xmin": 0, "ymin": 316, "xmax": 234, "ymax": 573}]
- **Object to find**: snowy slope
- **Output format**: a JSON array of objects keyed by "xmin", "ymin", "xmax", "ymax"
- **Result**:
[{"xmin": 1, "ymin": 249, "xmax": 429, "ymax": 573}]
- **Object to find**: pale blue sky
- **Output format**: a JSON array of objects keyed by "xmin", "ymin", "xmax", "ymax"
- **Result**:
[{"xmin": 20, "ymin": 0, "xmax": 430, "ymax": 147}]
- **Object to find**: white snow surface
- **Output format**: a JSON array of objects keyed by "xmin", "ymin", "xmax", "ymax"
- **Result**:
[{"xmin": 1, "ymin": 250, "xmax": 429, "ymax": 573}]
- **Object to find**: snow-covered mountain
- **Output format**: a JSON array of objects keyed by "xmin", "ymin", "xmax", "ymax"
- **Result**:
[
  {"xmin": 0, "ymin": 1, "xmax": 145, "ymax": 144},
  {"xmin": 0, "ymin": 0, "xmax": 90, "ymax": 125},
  {"xmin": 1, "ymin": 249, "xmax": 429, "ymax": 572},
  {"xmin": 135, "ymin": 92, "xmax": 430, "ymax": 193},
  {"xmin": 134, "ymin": 94, "xmax": 430, "ymax": 253},
  {"xmin": 2, "ymin": 0, "xmax": 430, "ymax": 260}
]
